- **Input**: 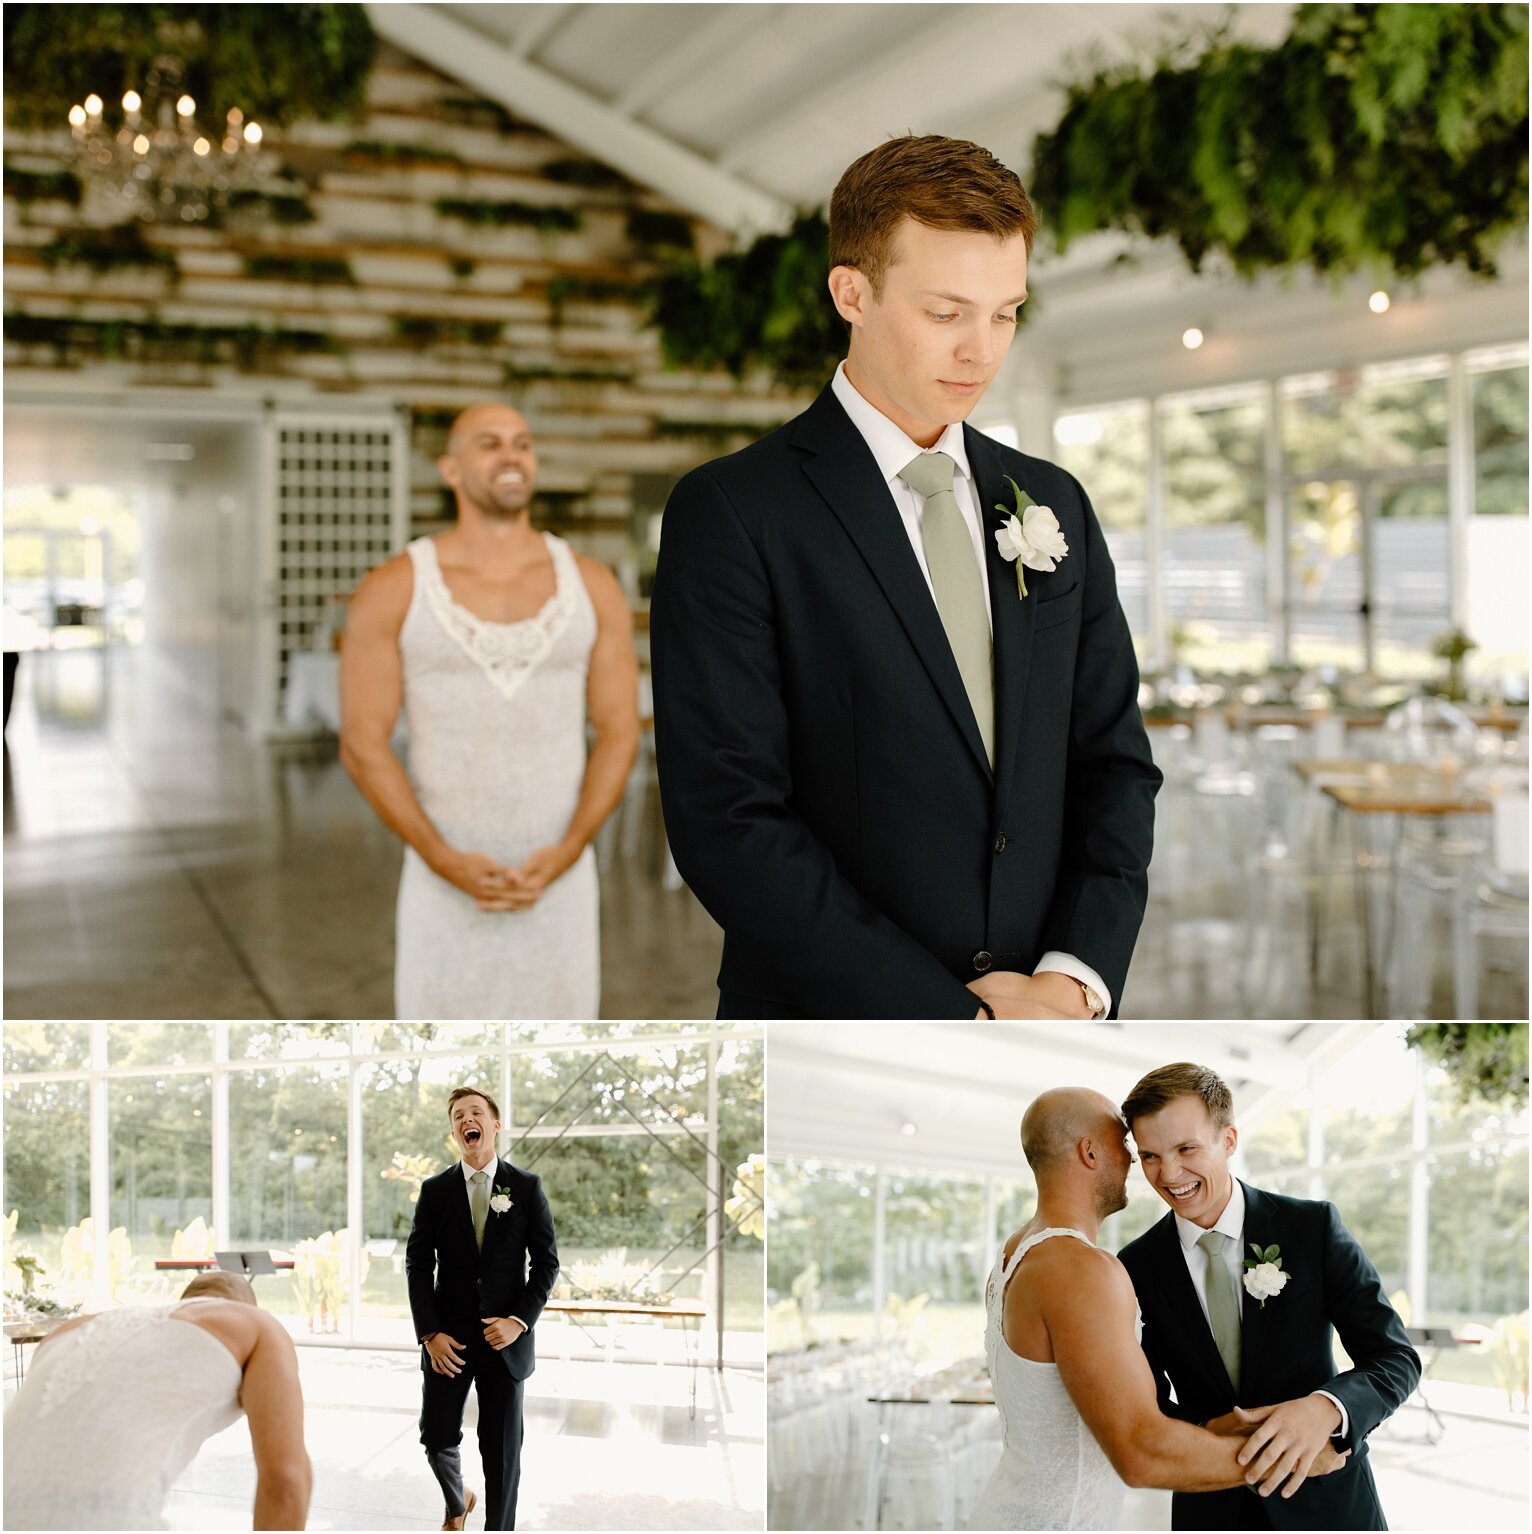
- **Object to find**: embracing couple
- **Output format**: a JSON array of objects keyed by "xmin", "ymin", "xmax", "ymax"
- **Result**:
[{"xmin": 970, "ymin": 1062, "xmax": 1421, "ymax": 1531}]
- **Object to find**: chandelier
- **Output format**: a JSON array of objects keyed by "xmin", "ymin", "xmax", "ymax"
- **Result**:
[{"xmin": 67, "ymin": 58, "xmax": 266, "ymax": 224}]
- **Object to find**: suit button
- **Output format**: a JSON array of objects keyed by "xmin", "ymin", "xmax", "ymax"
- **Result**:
[
  {"xmin": 973, "ymin": 950, "xmax": 993, "ymax": 972},
  {"xmin": 994, "ymin": 834, "xmax": 1007, "ymax": 854}
]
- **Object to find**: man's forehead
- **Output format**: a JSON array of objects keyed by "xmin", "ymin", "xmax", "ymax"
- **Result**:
[{"xmin": 454, "ymin": 407, "xmax": 530, "ymax": 441}]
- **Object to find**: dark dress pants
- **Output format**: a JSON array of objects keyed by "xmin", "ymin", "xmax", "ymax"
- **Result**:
[{"xmin": 420, "ymin": 1331, "xmax": 526, "ymax": 1531}]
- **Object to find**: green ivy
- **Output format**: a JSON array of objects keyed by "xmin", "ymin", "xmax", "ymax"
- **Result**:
[
  {"xmin": 542, "ymin": 159, "xmax": 635, "ymax": 193},
  {"xmin": 220, "ymin": 189, "xmax": 316, "ymax": 226},
  {"xmin": 438, "ymin": 95, "xmax": 539, "ymax": 136},
  {"xmin": 242, "ymin": 254, "xmax": 354, "ymax": 285},
  {"xmin": 344, "ymin": 139, "xmax": 463, "ymax": 168},
  {"xmin": 2, "ymin": 5, "xmax": 375, "ymax": 129},
  {"xmin": 502, "ymin": 361, "xmax": 633, "ymax": 384},
  {"xmin": 433, "ymin": 197, "xmax": 582, "ymax": 233},
  {"xmin": 1407, "ymin": 1024, "xmax": 1530, "ymax": 1105},
  {"xmin": 392, "ymin": 315, "xmax": 504, "ymax": 347},
  {"xmin": 626, "ymin": 209, "xmax": 695, "ymax": 253},
  {"xmin": 40, "ymin": 224, "xmax": 179, "ymax": 280},
  {"xmin": 648, "ymin": 209, "xmax": 842, "ymax": 390},
  {"xmin": 5, "ymin": 308, "xmax": 339, "ymax": 368},
  {"xmin": 1030, "ymin": 3, "xmax": 1529, "ymax": 278},
  {"xmin": 4, "ymin": 166, "xmax": 82, "ymax": 206}
]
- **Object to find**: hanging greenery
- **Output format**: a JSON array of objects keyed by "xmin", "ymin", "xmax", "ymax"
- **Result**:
[
  {"xmin": 649, "ymin": 209, "xmax": 843, "ymax": 390},
  {"xmin": 4, "ymin": 166, "xmax": 83, "ymax": 207},
  {"xmin": 344, "ymin": 139, "xmax": 463, "ymax": 168},
  {"xmin": 41, "ymin": 223, "xmax": 178, "ymax": 280},
  {"xmin": 5, "ymin": 308, "xmax": 339, "ymax": 368},
  {"xmin": 1407, "ymin": 1024, "xmax": 1530, "ymax": 1105},
  {"xmin": 433, "ymin": 197, "xmax": 582, "ymax": 234},
  {"xmin": 242, "ymin": 253, "xmax": 354, "ymax": 285},
  {"xmin": 1030, "ymin": 3, "xmax": 1529, "ymax": 278},
  {"xmin": 2, "ymin": 5, "xmax": 376, "ymax": 129}
]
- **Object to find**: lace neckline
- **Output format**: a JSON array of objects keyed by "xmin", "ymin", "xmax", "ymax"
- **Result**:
[{"xmin": 415, "ymin": 533, "xmax": 580, "ymax": 704}]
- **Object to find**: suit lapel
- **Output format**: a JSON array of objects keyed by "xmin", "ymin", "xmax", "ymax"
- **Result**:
[
  {"xmin": 1147, "ymin": 1210, "xmax": 1240, "ymax": 1401},
  {"xmin": 794, "ymin": 389, "xmax": 992, "ymax": 780},
  {"xmin": 1239, "ymin": 1181, "xmax": 1280, "ymax": 1391},
  {"xmin": 965, "ymin": 426, "xmax": 1038, "ymax": 823}
]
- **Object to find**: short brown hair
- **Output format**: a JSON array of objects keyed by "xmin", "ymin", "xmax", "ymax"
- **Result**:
[
  {"xmin": 829, "ymin": 134, "xmax": 1038, "ymax": 297},
  {"xmin": 1122, "ymin": 1063, "xmax": 1234, "ymax": 1132},
  {"xmin": 447, "ymin": 1085, "xmax": 501, "ymax": 1121},
  {"xmin": 181, "ymin": 1270, "xmax": 257, "ymax": 1305}
]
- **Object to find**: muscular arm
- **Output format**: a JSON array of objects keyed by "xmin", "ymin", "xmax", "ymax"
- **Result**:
[
  {"xmin": 475, "ymin": 557, "xmax": 640, "ymax": 908},
  {"xmin": 339, "ymin": 556, "xmax": 509, "ymax": 903},
  {"xmin": 243, "ymin": 1315, "xmax": 312, "ymax": 1530},
  {"xmin": 1044, "ymin": 1250, "xmax": 1252, "ymax": 1492}
]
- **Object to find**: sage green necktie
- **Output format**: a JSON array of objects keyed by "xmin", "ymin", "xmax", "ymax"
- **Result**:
[
  {"xmin": 900, "ymin": 451, "xmax": 995, "ymax": 766},
  {"xmin": 1198, "ymin": 1229, "xmax": 1241, "ymax": 1392},
  {"xmin": 470, "ymin": 1169, "xmax": 489, "ymax": 1252}
]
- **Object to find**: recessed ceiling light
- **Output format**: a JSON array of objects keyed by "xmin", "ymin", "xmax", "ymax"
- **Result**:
[
  {"xmin": 900, "ymin": 1120, "xmax": 917, "ymax": 1136},
  {"xmin": 145, "ymin": 442, "xmax": 195, "ymax": 460},
  {"xmin": 1182, "ymin": 327, "xmax": 1205, "ymax": 351},
  {"xmin": 1368, "ymin": 290, "xmax": 1391, "ymax": 314}
]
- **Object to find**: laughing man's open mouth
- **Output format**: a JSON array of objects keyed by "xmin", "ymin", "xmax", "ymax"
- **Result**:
[{"xmin": 465, "ymin": 1127, "xmax": 482, "ymax": 1145}]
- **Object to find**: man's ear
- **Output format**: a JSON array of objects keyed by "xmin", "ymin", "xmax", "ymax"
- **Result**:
[
  {"xmin": 437, "ymin": 454, "xmax": 460, "ymax": 490},
  {"xmin": 1223, "ymin": 1123, "xmax": 1239, "ymax": 1158},
  {"xmin": 828, "ymin": 264, "xmax": 870, "ymax": 327}
]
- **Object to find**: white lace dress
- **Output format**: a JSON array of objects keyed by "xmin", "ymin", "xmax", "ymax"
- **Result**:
[
  {"xmin": 3, "ymin": 1304, "xmax": 244, "ymax": 1530},
  {"xmin": 967, "ymin": 1228, "xmax": 1134, "ymax": 1531},
  {"xmin": 396, "ymin": 532, "xmax": 599, "ymax": 1019}
]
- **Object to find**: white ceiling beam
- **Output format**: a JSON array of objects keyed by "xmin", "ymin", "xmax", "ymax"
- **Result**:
[
  {"xmin": 614, "ymin": 4, "xmax": 781, "ymax": 119},
  {"xmin": 365, "ymin": 3, "xmax": 790, "ymax": 237},
  {"xmin": 714, "ymin": 4, "xmax": 985, "ymax": 172},
  {"xmin": 509, "ymin": 2, "xmax": 578, "ymax": 60}
]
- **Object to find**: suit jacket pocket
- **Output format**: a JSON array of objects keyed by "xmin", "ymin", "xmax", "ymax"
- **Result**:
[{"xmin": 1033, "ymin": 580, "xmax": 1083, "ymax": 632}]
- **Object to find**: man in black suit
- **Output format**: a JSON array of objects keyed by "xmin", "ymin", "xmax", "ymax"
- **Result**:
[
  {"xmin": 650, "ymin": 135, "xmax": 1160, "ymax": 1019},
  {"xmin": 1118, "ymin": 1063, "xmax": 1421, "ymax": 1531},
  {"xmin": 406, "ymin": 1086, "xmax": 559, "ymax": 1531}
]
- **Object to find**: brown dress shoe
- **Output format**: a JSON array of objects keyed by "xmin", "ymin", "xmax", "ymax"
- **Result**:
[{"xmin": 442, "ymin": 1487, "xmax": 477, "ymax": 1530}]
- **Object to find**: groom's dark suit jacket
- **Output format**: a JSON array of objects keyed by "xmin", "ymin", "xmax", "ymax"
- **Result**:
[
  {"xmin": 1118, "ymin": 1181, "xmax": 1420, "ymax": 1530},
  {"xmin": 650, "ymin": 382, "xmax": 1161, "ymax": 1018},
  {"xmin": 406, "ymin": 1158, "xmax": 559, "ymax": 1382}
]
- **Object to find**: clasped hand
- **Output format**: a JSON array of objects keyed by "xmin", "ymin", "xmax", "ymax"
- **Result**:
[
  {"xmin": 423, "ymin": 1318, "xmax": 526, "ymax": 1372},
  {"xmin": 1206, "ymin": 1396, "xmax": 1350, "ymax": 1499},
  {"xmin": 433, "ymin": 843, "xmax": 579, "ymax": 911},
  {"xmin": 967, "ymin": 971, "xmax": 1085, "ymax": 1020}
]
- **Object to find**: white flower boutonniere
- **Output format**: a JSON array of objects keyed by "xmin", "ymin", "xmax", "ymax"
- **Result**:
[
  {"xmin": 993, "ymin": 475, "xmax": 1069, "ymax": 600},
  {"xmin": 1242, "ymin": 1242, "xmax": 1290, "ymax": 1307},
  {"xmin": 490, "ymin": 1187, "xmax": 513, "ymax": 1215}
]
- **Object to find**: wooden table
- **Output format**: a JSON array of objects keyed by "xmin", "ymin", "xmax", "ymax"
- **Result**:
[
  {"xmin": 546, "ymin": 1298, "xmax": 708, "ymax": 1418},
  {"xmin": 1293, "ymin": 760, "xmax": 1493, "ymax": 1013}
]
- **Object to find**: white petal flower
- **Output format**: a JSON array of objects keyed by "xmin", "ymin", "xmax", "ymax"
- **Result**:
[
  {"xmin": 489, "ymin": 1194, "xmax": 512, "ymax": 1214},
  {"xmin": 994, "ymin": 505, "xmax": 1068, "ymax": 573},
  {"xmin": 1242, "ymin": 1261, "xmax": 1288, "ymax": 1304}
]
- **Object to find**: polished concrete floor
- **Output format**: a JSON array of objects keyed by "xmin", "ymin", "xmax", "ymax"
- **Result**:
[
  {"xmin": 6, "ymin": 646, "xmax": 1516, "ymax": 1019},
  {"xmin": 4, "ymin": 1345, "xmax": 764, "ymax": 1531}
]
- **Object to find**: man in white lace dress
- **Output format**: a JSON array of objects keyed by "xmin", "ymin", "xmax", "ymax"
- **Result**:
[
  {"xmin": 342, "ymin": 403, "xmax": 639, "ymax": 1019},
  {"xmin": 968, "ymin": 1090, "xmax": 1349, "ymax": 1529}
]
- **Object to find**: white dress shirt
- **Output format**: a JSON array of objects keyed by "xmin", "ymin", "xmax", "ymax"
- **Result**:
[
  {"xmin": 1173, "ymin": 1179, "xmax": 1348, "ymax": 1437},
  {"xmin": 461, "ymin": 1155, "xmax": 526, "ymax": 1332},
  {"xmin": 830, "ymin": 361, "xmax": 1112, "ymax": 1016}
]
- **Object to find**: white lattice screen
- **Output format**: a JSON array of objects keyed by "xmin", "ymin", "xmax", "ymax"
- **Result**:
[{"xmin": 267, "ymin": 417, "xmax": 405, "ymax": 730}]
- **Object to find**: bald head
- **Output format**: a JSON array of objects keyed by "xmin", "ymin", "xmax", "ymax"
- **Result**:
[
  {"xmin": 180, "ymin": 1270, "xmax": 258, "ymax": 1305},
  {"xmin": 438, "ymin": 403, "xmax": 537, "ymax": 523},
  {"xmin": 1021, "ymin": 1088, "xmax": 1124, "ymax": 1174},
  {"xmin": 443, "ymin": 402, "xmax": 530, "ymax": 459}
]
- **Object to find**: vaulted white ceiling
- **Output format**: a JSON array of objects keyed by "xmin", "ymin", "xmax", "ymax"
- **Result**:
[
  {"xmin": 767, "ymin": 1022, "xmax": 1385, "ymax": 1176},
  {"xmin": 364, "ymin": 4, "xmax": 1527, "ymax": 406}
]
